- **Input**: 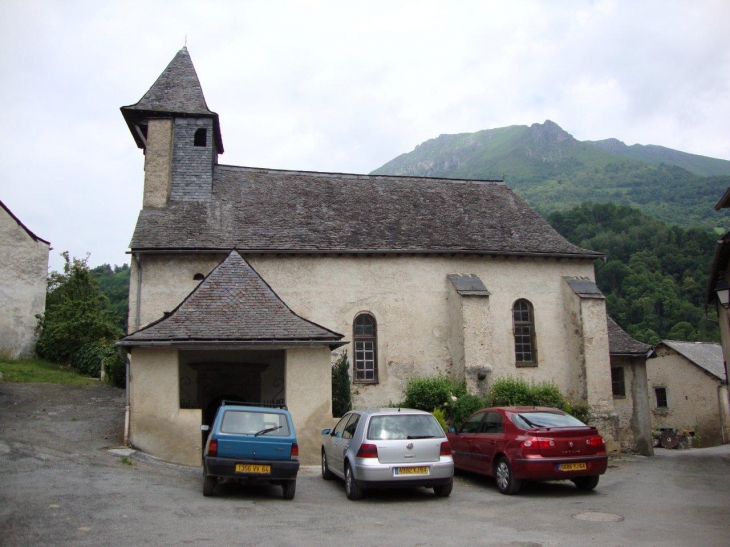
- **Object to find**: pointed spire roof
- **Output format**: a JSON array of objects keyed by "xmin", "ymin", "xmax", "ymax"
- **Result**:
[
  {"xmin": 118, "ymin": 251, "xmax": 345, "ymax": 349},
  {"xmin": 121, "ymin": 47, "xmax": 224, "ymax": 152}
]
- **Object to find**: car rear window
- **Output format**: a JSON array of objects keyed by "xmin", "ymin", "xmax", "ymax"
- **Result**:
[
  {"xmin": 220, "ymin": 410, "xmax": 291, "ymax": 436},
  {"xmin": 367, "ymin": 414, "xmax": 445, "ymax": 440},
  {"xmin": 511, "ymin": 411, "xmax": 586, "ymax": 429}
]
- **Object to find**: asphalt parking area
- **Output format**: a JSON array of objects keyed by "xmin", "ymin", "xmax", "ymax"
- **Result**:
[{"xmin": 2, "ymin": 382, "xmax": 729, "ymax": 547}]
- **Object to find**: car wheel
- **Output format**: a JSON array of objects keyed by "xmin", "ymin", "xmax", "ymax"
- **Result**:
[
  {"xmin": 321, "ymin": 450, "xmax": 334, "ymax": 480},
  {"xmin": 282, "ymin": 479, "xmax": 297, "ymax": 500},
  {"xmin": 495, "ymin": 457, "xmax": 521, "ymax": 495},
  {"xmin": 345, "ymin": 463, "xmax": 363, "ymax": 500},
  {"xmin": 203, "ymin": 474, "xmax": 216, "ymax": 497},
  {"xmin": 433, "ymin": 478, "xmax": 453, "ymax": 497},
  {"xmin": 572, "ymin": 475, "xmax": 600, "ymax": 491}
]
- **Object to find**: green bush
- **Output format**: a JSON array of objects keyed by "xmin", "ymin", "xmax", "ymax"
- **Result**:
[
  {"xmin": 332, "ymin": 352, "xmax": 352, "ymax": 417},
  {"xmin": 486, "ymin": 377, "xmax": 566, "ymax": 408},
  {"xmin": 447, "ymin": 393, "xmax": 487, "ymax": 427},
  {"xmin": 403, "ymin": 374, "xmax": 465, "ymax": 413},
  {"xmin": 566, "ymin": 401, "xmax": 591, "ymax": 423},
  {"xmin": 103, "ymin": 349, "xmax": 127, "ymax": 388},
  {"xmin": 432, "ymin": 408, "xmax": 448, "ymax": 433},
  {"xmin": 72, "ymin": 342, "xmax": 106, "ymax": 377}
]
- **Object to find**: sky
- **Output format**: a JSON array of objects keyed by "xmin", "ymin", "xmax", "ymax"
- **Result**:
[{"xmin": 1, "ymin": 0, "xmax": 729, "ymax": 273}]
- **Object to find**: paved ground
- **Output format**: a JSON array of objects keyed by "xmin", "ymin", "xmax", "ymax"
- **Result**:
[{"xmin": 1, "ymin": 382, "xmax": 730, "ymax": 547}]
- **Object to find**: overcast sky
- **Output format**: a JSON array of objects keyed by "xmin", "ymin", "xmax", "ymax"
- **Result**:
[{"xmin": 1, "ymin": 0, "xmax": 728, "ymax": 273}]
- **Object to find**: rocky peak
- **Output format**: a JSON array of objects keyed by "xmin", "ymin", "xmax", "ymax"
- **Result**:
[{"xmin": 526, "ymin": 120, "xmax": 575, "ymax": 144}]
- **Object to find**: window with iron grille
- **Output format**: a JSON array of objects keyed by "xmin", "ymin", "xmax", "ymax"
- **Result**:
[
  {"xmin": 354, "ymin": 313, "xmax": 377, "ymax": 383},
  {"xmin": 654, "ymin": 387, "xmax": 668, "ymax": 409},
  {"xmin": 513, "ymin": 299, "xmax": 537, "ymax": 366},
  {"xmin": 611, "ymin": 366, "xmax": 626, "ymax": 397}
]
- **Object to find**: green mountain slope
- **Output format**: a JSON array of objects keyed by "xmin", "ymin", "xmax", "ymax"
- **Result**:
[
  {"xmin": 372, "ymin": 121, "xmax": 730, "ymax": 231},
  {"xmin": 587, "ymin": 139, "xmax": 730, "ymax": 177}
]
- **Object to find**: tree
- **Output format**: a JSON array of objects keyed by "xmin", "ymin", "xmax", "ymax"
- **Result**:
[
  {"xmin": 35, "ymin": 252, "xmax": 123, "ymax": 366},
  {"xmin": 331, "ymin": 352, "xmax": 352, "ymax": 418}
]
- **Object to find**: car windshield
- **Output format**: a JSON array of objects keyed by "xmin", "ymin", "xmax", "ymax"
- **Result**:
[
  {"xmin": 511, "ymin": 411, "xmax": 586, "ymax": 429},
  {"xmin": 367, "ymin": 414, "xmax": 444, "ymax": 440},
  {"xmin": 220, "ymin": 410, "xmax": 290, "ymax": 436}
]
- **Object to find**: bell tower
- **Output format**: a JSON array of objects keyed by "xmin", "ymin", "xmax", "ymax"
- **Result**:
[{"xmin": 121, "ymin": 47, "xmax": 224, "ymax": 208}]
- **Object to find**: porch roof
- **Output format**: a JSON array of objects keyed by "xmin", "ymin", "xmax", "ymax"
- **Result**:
[
  {"xmin": 607, "ymin": 315, "xmax": 654, "ymax": 357},
  {"xmin": 118, "ymin": 251, "xmax": 345, "ymax": 349}
]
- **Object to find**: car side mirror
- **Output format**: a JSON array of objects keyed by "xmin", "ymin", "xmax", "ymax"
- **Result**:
[
  {"xmin": 200, "ymin": 425, "xmax": 210, "ymax": 432},
  {"xmin": 321, "ymin": 428, "xmax": 331, "ymax": 435},
  {"xmin": 448, "ymin": 426, "xmax": 456, "ymax": 434}
]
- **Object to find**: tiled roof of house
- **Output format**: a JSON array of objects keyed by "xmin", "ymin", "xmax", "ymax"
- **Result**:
[
  {"xmin": 659, "ymin": 340, "xmax": 725, "ymax": 381},
  {"xmin": 118, "ymin": 251, "xmax": 344, "ymax": 348},
  {"xmin": 607, "ymin": 316, "xmax": 653, "ymax": 356},
  {"xmin": 121, "ymin": 47, "xmax": 224, "ymax": 152},
  {"xmin": 129, "ymin": 165, "xmax": 604, "ymax": 258}
]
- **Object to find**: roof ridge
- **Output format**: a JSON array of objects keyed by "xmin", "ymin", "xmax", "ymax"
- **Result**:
[{"xmin": 215, "ymin": 163, "xmax": 506, "ymax": 185}]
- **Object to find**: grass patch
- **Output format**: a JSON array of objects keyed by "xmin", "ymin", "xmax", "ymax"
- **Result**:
[{"xmin": 0, "ymin": 357, "xmax": 99, "ymax": 385}]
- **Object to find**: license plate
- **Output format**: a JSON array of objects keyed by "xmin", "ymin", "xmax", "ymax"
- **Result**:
[
  {"xmin": 559, "ymin": 462, "xmax": 587, "ymax": 471},
  {"xmin": 235, "ymin": 464, "xmax": 271, "ymax": 474},
  {"xmin": 394, "ymin": 466, "xmax": 429, "ymax": 476}
]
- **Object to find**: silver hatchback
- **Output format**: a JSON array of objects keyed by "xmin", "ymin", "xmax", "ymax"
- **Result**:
[{"xmin": 321, "ymin": 408, "xmax": 454, "ymax": 500}]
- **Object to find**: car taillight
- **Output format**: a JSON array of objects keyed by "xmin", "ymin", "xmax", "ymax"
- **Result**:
[
  {"xmin": 587, "ymin": 436, "xmax": 604, "ymax": 447},
  {"xmin": 290, "ymin": 443, "xmax": 299, "ymax": 460},
  {"xmin": 356, "ymin": 443, "xmax": 379, "ymax": 458},
  {"xmin": 522, "ymin": 437, "xmax": 555, "ymax": 452},
  {"xmin": 207, "ymin": 439, "xmax": 218, "ymax": 457},
  {"xmin": 440, "ymin": 441, "xmax": 452, "ymax": 456}
]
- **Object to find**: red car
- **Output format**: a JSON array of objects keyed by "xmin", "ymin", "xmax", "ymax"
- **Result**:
[{"xmin": 446, "ymin": 407, "xmax": 607, "ymax": 495}]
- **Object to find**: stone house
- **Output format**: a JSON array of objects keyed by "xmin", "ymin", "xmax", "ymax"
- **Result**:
[
  {"xmin": 118, "ymin": 48, "xmax": 619, "ymax": 466},
  {"xmin": 706, "ymin": 186, "xmax": 730, "ymax": 443},
  {"xmin": 648, "ymin": 341, "xmax": 727, "ymax": 446},
  {"xmin": 606, "ymin": 316, "xmax": 654, "ymax": 456},
  {"xmin": 0, "ymin": 200, "xmax": 50, "ymax": 359}
]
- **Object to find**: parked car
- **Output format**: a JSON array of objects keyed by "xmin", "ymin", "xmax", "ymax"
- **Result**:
[
  {"xmin": 321, "ymin": 408, "xmax": 454, "ymax": 500},
  {"xmin": 201, "ymin": 401, "xmax": 299, "ymax": 499},
  {"xmin": 447, "ymin": 407, "xmax": 607, "ymax": 495}
]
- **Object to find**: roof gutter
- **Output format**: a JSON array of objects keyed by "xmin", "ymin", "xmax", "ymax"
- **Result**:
[
  {"xmin": 127, "ymin": 247, "xmax": 604, "ymax": 260},
  {"xmin": 116, "ymin": 339, "xmax": 348, "ymax": 351}
]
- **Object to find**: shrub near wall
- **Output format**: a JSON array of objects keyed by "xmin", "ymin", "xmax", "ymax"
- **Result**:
[{"xmin": 401, "ymin": 374, "xmax": 588, "ymax": 427}]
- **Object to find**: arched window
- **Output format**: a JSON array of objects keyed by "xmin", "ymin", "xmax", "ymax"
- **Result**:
[
  {"xmin": 194, "ymin": 128, "xmax": 207, "ymax": 147},
  {"xmin": 353, "ymin": 313, "xmax": 377, "ymax": 383},
  {"xmin": 513, "ymin": 299, "xmax": 537, "ymax": 366}
]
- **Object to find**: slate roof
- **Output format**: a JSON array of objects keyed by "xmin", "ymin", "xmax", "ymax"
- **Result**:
[
  {"xmin": 607, "ymin": 316, "xmax": 653, "ymax": 357},
  {"xmin": 118, "ymin": 251, "xmax": 345, "ymax": 348},
  {"xmin": 121, "ymin": 47, "xmax": 224, "ymax": 152},
  {"xmin": 659, "ymin": 340, "xmax": 725, "ymax": 381},
  {"xmin": 0, "ymin": 200, "xmax": 50, "ymax": 245},
  {"xmin": 129, "ymin": 165, "xmax": 604, "ymax": 258},
  {"xmin": 448, "ymin": 274, "xmax": 491, "ymax": 296},
  {"xmin": 565, "ymin": 277, "xmax": 605, "ymax": 299}
]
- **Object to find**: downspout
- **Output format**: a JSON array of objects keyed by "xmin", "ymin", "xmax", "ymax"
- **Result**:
[{"xmin": 124, "ymin": 253, "xmax": 143, "ymax": 446}]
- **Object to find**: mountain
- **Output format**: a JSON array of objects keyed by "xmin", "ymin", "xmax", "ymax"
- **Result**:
[
  {"xmin": 587, "ymin": 138, "xmax": 730, "ymax": 177},
  {"xmin": 371, "ymin": 121, "xmax": 730, "ymax": 231}
]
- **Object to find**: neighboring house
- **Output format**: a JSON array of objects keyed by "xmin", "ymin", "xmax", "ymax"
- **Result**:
[
  {"xmin": 706, "ymin": 187, "xmax": 730, "ymax": 443},
  {"xmin": 0, "ymin": 200, "xmax": 50, "ymax": 359},
  {"xmin": 648, "ymin": 341, "xmax": 727, "ymax": 446},
  {"xmin": 118, "ymin": 48, "xmax": 617, "ymax": 466},
  {"xmin": 606, "ymin": 316, "xmax": 654, "ymax": 456}
]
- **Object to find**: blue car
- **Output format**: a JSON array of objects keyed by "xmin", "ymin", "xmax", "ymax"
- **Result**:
[{"xmin": 202, "ymin": 402, "xmax": 300, "ymax": 499}]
